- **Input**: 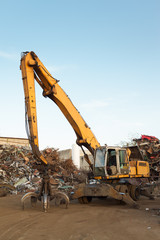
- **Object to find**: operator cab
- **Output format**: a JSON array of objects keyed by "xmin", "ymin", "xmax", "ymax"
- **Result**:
[{"xmin": 94, "ymin": 146, "xmax": 129, "ymax": 178}]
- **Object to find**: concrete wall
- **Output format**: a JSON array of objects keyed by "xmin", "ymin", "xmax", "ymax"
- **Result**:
[
  {"xmin": 0, "ymin": 137, "xmax": 30, "ymax": 147},
  {"xmin": 58, "ymin": 149, "xmax": 72, "ymax": 161}
]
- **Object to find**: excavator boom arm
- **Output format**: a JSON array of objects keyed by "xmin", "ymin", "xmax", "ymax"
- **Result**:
[{"xmin": 20, "ymin": 51, "xmax": 100, "ymax": 165}]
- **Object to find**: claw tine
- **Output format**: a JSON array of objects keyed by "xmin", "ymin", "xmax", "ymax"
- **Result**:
[{"xmin": 21, "ymin": 192, "xmax": 39, "ymax": 209}]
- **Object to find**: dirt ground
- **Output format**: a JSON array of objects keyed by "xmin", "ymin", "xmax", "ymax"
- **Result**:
[{"xmin": 0, "ymin": 195, "xmax": 159, "ymax": 240}]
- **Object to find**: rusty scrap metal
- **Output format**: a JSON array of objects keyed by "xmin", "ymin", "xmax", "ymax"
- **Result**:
[
  {"xmin": 133, "ymin": 135, "xmax": 160, "ymax": 179},
  {"xmin": 0, "ymin": 144, "xmax": 87, "ymax": 198}
]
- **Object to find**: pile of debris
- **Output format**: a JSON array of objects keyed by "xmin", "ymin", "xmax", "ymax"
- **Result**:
[
  {"xmin": 133, "ymin": 135, "xmax": 160, "ymax": 179},
  {"xmin": 0, "ymin": 145, "xmax": 87, "ymax": 197}
]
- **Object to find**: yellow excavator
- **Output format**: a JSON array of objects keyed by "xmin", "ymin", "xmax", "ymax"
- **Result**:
[{"xmin": 20, "ymin": 51, "xmax": 152, "ymax": 211}]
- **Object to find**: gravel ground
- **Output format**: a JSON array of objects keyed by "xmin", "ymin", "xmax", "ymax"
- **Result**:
[{"xmin": 0, "ymin": 195, "xmax": 160, "ymax": 240}]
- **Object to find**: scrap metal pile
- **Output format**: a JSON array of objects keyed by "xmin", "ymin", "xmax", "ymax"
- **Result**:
[
  {"xmin": 133, "ymin": 135, "xmax": 160, "ymax": 179},
  {"xmin": 0, "ymin": 145, "xmax": 87, "ymax": 197}
]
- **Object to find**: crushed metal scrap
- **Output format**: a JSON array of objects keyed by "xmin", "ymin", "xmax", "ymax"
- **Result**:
[
  {"xmin": 0, "ymin": 144, "xmax": 87, "ymax": 197},
  {"xmin": 133, "ymin": 135, "xmax": 160, "ymax": 179},
  {"xmin": 1, "ymin": 137, "xmax": 160, "ymax": 200}
]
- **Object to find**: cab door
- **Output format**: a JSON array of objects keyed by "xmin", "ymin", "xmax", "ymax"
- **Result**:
[
  {"xmin": 119, "ymin": 150, "xmax": 129, "ymax": 175},
  {"xmin": 94, "ymin": 148, "xmax": 106, "ymax": 177},
  {"xmin": 106, "ymin": 149, "xmax": 118, "ymax": 175}
]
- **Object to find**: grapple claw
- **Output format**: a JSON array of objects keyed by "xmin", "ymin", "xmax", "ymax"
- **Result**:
[{"xmin": 21, "ymin": 167, "xmax": 69, "ymax": 212}]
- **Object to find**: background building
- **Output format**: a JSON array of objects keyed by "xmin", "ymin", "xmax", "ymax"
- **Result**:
[{"xmin": 58, "ymin": 144, "xmax": 93, "ymax": 170}]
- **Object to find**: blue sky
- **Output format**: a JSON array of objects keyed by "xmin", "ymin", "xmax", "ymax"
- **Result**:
[{"xmin": 0, "ymin": 0, "xmax": 159, "ymax": 150}]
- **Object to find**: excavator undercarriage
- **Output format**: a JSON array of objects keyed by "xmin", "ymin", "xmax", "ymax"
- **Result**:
[{"xmin": 71, "ymin": 180, "xmax": 154, "ymax": 208}]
